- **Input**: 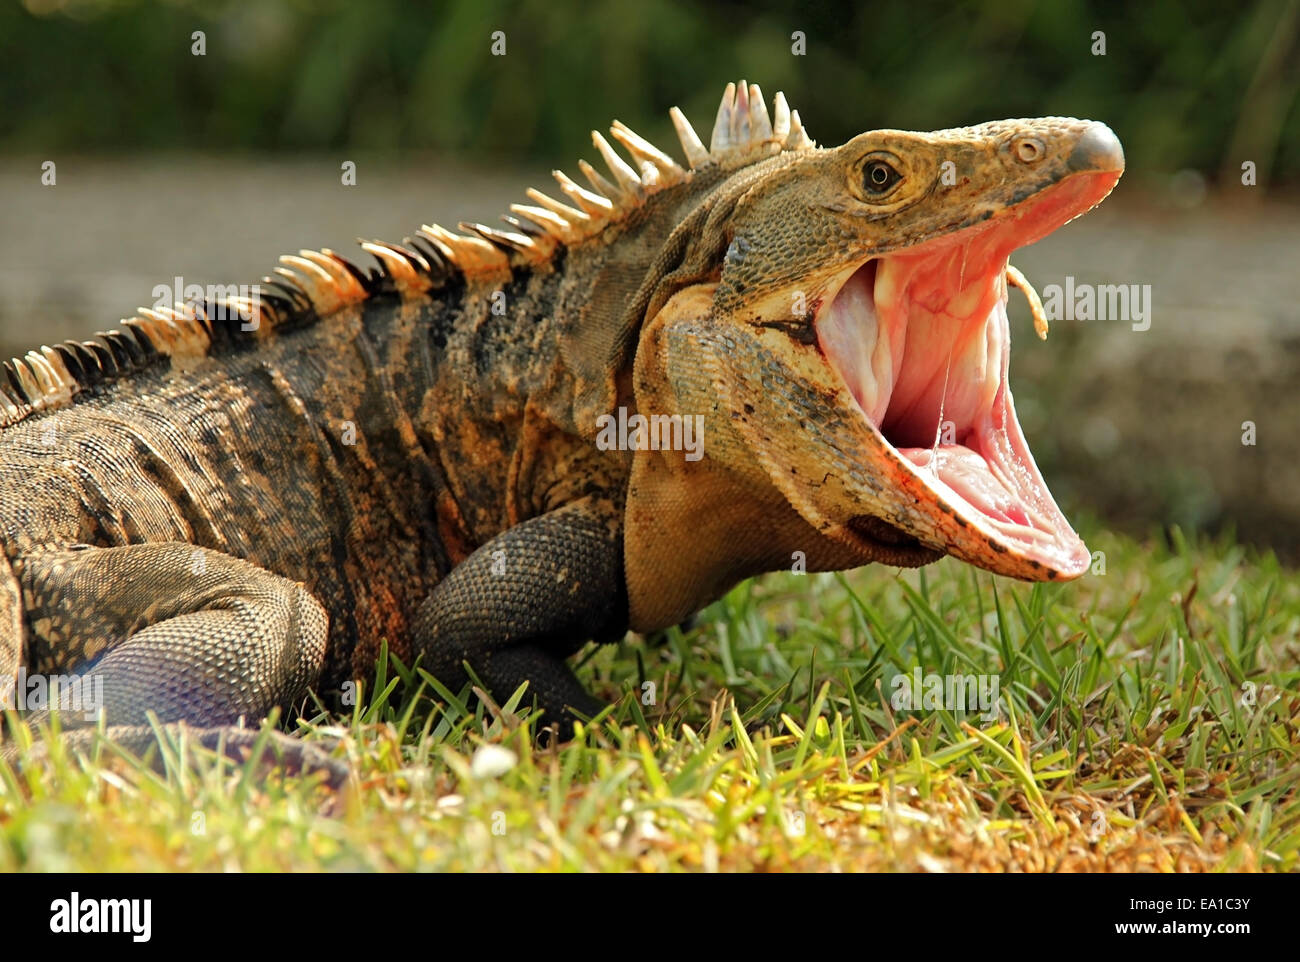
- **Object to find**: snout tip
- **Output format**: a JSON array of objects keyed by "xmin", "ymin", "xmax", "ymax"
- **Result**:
[{"xmin": 1068, "ymin": 122, "xmax": 1125, "ymax": 174}]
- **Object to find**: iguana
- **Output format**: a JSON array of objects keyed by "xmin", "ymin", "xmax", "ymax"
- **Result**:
[{"xmin": 0, "ymin": 82, "xmax": 1123, "ymax": 775}]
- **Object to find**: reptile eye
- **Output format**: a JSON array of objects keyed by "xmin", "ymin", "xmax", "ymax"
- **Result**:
[{"xmin": 863, "ymin": 160, "xmax": 901, "ymax": 194}]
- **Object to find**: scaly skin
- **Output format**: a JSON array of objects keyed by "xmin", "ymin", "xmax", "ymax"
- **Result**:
[{"xmin": 0, "ymin": 82, "xmax": 1123, "ymax": 774}]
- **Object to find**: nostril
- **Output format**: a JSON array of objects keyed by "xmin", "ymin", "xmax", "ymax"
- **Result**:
[{"xmin": 1015, "ymin": 138, "xmax": 1045, "ymax": 163}]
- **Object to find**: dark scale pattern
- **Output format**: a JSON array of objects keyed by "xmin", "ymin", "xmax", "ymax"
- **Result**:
[
  {"xmin": 413, "ymin": 498, "xmax": 628, "ymax": 736},
  {"xmin": 0, "ymin": 103, "xmax": 1119, "ymax": 782},
  {"xmin": 20, "ymin": 543, "xmax": 326, "ymax": 725},
  {"xmin": 0, "ymin": 208, "xmax": 650, "ymax": 758}
]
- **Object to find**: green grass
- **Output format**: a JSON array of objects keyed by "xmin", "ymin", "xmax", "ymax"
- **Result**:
[{"xmin": 2, "ymin": 524, "xmax": 1297, "ymax": 871}]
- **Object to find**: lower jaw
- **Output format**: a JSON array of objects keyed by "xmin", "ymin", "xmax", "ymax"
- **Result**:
[{"xmin": 886, "ymin": 382, "xmax": 1090, "ymax": 577}]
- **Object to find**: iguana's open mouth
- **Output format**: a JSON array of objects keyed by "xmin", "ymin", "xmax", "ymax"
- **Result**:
[{"xmin": 814, "ymin": 169, "xmax": 1120, "ymax": 579}]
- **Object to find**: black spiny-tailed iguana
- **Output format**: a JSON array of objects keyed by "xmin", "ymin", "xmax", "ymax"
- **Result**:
[{"xmin": 0, "ymin": 82, "xmax": 1124, "ymax": 773}]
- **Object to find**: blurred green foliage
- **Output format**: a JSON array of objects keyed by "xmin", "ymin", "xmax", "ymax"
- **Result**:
[{"xmin": 1, "ymin": 0, "xmax": 1297, "ymax": 183}]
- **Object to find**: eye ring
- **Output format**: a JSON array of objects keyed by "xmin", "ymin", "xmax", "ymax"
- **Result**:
[{"xmin": 863, "ymin": 159, "xmax": 901, "ymax": 194}]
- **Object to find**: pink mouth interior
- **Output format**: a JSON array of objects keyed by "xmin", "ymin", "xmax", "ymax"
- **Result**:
[{"xmin": 814, "ymin": 207, "xmax": 1093, "ymax": 576}]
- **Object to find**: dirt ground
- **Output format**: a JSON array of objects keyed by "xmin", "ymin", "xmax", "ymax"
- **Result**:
[{"xmin": 1, "ymin": 155, "xmax": 1296, "ymax": 556}]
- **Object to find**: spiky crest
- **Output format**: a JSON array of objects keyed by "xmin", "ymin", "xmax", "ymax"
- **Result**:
[{"xmin": 1, "ymin": 81, "xmax": 812, "ymax": 429}]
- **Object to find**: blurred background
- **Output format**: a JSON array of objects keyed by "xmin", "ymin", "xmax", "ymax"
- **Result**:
[{"xmin": 1, "ymin": 0, "xmax": 1298, "ymax": 557}]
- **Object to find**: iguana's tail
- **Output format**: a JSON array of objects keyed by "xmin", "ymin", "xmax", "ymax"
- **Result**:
[{"xmin": 1, "ymin": 719, "xmax": 350, "ymax": 789}]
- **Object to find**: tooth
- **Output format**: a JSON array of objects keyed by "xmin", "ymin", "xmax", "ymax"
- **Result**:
[
  {"xmin": 874, "ymin": 257, "xmax": 906, "ymax": 314},
  {"xmin": 873, "ymin": 258, "xmax": 911, "ymax": 393},
  {"xmin": 948, "ymin": 271, "xmax": 988, "ymax": 319},
  {"xmin": 988, "ymin": 301, "xmax": 1008, "ymax": 402},
  {"xmin": 870, "ymin": 329, "xmax": 892, "ymax": 414},
  {"xmin": 818, "ymin": 268, "xmax": 885, "ymax": 424}
]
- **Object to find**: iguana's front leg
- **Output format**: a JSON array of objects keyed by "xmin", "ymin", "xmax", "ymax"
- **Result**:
[
  {"xmin": 3, "ymin": 542, "xmax": 344, "ymax": 782},
  {"xmin": 413, "ymin": 497, "xmax": 628, "ymax": 737}
]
